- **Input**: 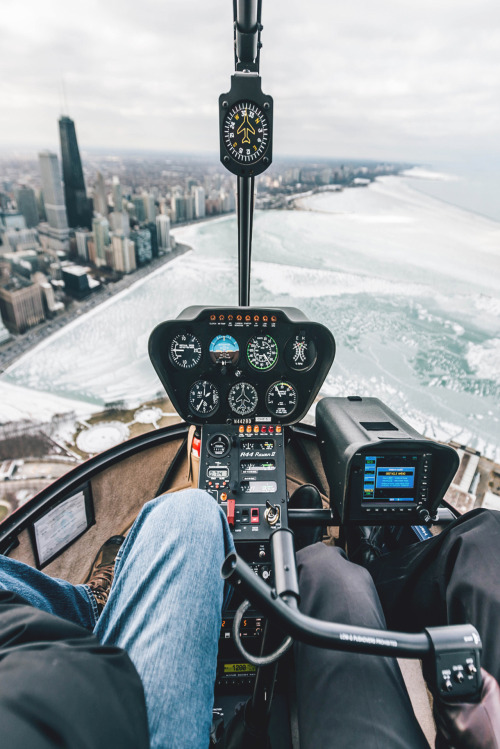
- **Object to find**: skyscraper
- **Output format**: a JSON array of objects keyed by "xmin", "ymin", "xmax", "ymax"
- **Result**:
[
  {"xmin": 92, "ymin": 216, "xmax": 110, "ymax": 265},
  {"xmin": 93, "ymin": 171, "xmax": 108, "ymax": 216},
  {"xmin": 156, "ymin": 214, "xmax": 170, "ymax": 252},
  {"xmin": 15, "ymin": 187, "xmax": 39, "ymax": 228},
  {"xmin": 112, "ymin": 177, "xmax": 122, "ymax": 211},
  {"xmin": 38, "ymin": 151, "xmax": 69, "ymax": 235},
  {"xmin": 58, "ymin": 116, "xmax": 92, "ymax": 229}
]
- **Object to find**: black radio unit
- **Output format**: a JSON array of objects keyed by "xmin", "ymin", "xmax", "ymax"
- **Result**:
[{"xmin": 316, "ymin": 397, "xmax": 459, "ymax": 526}]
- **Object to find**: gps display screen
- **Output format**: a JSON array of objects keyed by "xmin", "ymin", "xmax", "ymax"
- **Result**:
[{"xmin": 362, "ymin": 455, "xmax": 420, "ymax": 503}]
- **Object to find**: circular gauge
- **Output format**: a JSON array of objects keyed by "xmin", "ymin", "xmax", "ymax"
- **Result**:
[
  {"xmin": 223, "ymin": 101, "xmax": 269, "ymax": 164},
  {"xmin": 170, "ymin": 334, "xmax": 202, "ymax": 369},
  {"xmin": 266, "ymin": 381, "xmax": 298, "ymax": 418},
  {"xmin": 209, "ymin": 334, "xmax": 239, "ymax": 365},
  {"xmin": 247, "ymin": 335, "xmax": 278, "ymax": 371},
  {"xmin": 228, "ymin": 382, "xmax": 258, "ymax": 416},
  {"xmin": 207, "ymin": 433, "xmax": 231, "ymax": 458},
  {"xmin": 285, "ymin": 333, "xmax": 317, "ymax": 372},
  {"xmin": 188, "ymin": 380, "xmax": 219, "ymax": 417}
]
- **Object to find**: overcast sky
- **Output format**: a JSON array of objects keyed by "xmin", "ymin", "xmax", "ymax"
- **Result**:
[{"xmin": 2, "ymin": 0, "xmax": 500, "ymax": 166}]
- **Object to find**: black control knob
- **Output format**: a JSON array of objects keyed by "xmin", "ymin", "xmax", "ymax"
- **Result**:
[{"xmin": 417, "ymin": 504, "xmax": 431, "ymax": 524}]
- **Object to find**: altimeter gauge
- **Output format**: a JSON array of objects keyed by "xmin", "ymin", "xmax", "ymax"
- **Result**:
[
  {"xmin": 188, "ymin": 380, "xmax": 219, "ymax": 417},
  {"xmin": 285, "ymin": 333, "xmax": 317, "ymax": 372},
  {"xmin": 266, "ymin": 381, "xmax": 298, "ymax": 418},
  {"xmin": 170, "ymin": 334, "xmax": 202, "ymax": 369},
  {"xmin": 247, "ymin": 334, "xmax": 278, "ymax": 371},
  {"xmin": 223, "ymin": 101, "xmax": 269, "ymax": 165},
  {"xmin": 228, "ymin": 382, "xmax": 258, "ymax": 416}
]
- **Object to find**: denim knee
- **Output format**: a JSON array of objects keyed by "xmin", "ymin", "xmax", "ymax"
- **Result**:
[{"xmin": 138, "ymin": 489, "xmax": 228, "ymax": 551}]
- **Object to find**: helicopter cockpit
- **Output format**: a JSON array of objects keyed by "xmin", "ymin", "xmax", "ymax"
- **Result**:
[{"xmin": 0, "ymin": 1, "xmax": 492, "ymax": 747}]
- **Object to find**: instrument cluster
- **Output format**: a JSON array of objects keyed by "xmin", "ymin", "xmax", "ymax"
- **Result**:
[{"xmin": 149, "ymin": 306, "xmax": 336, "ymax": 425}]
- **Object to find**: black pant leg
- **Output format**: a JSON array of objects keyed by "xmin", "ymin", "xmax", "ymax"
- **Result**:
[
  {"xmin": 0, "ymin": 590, "xmax": 149, "ymax": 749},
  {"xmin": 295, "ymin": 542, "xmax": 429, "ymax": 749},
  {"xmin": 368, "ymin": 509, "xmax": 500, "ymax": 683}
]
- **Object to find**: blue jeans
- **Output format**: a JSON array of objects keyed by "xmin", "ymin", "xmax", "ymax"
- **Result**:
[{"xmin": 0, "ymin": 489, "xmax": 234, "ymax": 749}]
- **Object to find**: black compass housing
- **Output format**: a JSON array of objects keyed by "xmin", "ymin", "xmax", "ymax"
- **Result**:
[{"xmin": 219, "ymin": 73, "xmax": 273, "ymax": 177}]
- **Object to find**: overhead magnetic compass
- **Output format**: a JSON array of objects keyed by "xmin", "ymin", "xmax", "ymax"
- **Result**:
[
  {"xmin": 219, "ymin": 74, "xmax": 273, "ymax": 177},
  {"xmin": 223, "ymin": 102, "xmax": 269, "ymax": 165}
]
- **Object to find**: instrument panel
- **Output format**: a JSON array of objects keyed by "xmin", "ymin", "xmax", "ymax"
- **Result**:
[{"xmin": 149, "ymin": 306, "xmax": 336, "ymax": 425}]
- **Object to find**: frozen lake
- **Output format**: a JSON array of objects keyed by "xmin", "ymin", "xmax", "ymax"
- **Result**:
[{"xmin": 1, "ymin": 172, "xmax": 499, "ymax": 460}]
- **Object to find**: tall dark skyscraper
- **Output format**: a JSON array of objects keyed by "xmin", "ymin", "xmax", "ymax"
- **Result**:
[{"xmin": 58, "ymin": 116, "xmax": 92, "ymax": 229}]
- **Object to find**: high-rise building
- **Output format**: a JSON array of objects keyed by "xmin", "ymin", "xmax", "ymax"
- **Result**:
[
  {"xmin": 130, "ymin": 228, "xmax": 152, "ymax": 266},
  {"xmin": 112, "ymin": 176, "xmax": 122, "ymax": 211},
  {"xmin": 111, "ymin": 234, "xmax": 136, "ymax": 274},
  {"xmin": 0, "ymin": 277, "xmax": 45, "ymax": 334},
  {"xmin": 132, "ymin": 196, "xmax": 146, "ymax": 223},
  {"xmin": 142, "ymin": 192, "xmax": 156, "ymax": 222},
  {"xmin": 145, "ymin": 222, "xmax": 159, "ymax": 258},
  {"xmin": 156, "ymin": 214, "xmax": 170, "ymax": 252},
  {"xmin": 3, "ymin": 228, "xmax": 39, "ymax": 252},
  {"xmin": 15, "ymin": 187, "xmax": 39, "ymax": 228},
  {"xmin": 92, "ymin": 216, "xmax": 110, "ymax": 266},
  {"xmin": 193, "ymin": 186, "xmax": 206, "ymax": 219},
  {"xmin": 93, "ymin": 171, "xmax": 108, "ymax": 216},
  {"xmin": 38, "ymin": 151, "xmax": 69, "ymax": 234},
  {"xmin": 109, "ymin": 210, "xmax": 130, "ymax": 237},
  {"xmin": 58, "ymin": 116, "xmax": 92, "ymax": 229},
  {"xmin": 75, "ymin": 230, "xmax": 92, "ymax": 261}
]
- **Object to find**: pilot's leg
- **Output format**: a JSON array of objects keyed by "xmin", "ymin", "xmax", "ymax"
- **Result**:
[
  {"xmin": 295, "ymin": 542, "xmax": 429, "ymax": 749},
  {"xmin": 0, "ymin": 554, "xmax": 97, "ymax": 629},
  {"xmin": 95, "ymin": 489, "xmax": 234, "ymax": 749},
  {"xmin": 368, "ymin": 508, "xmax": 500, "ymax": 684}
]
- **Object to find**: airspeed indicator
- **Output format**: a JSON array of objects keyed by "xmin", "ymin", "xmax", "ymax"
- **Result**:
[{"xmin": 247, "ymin": 335, "xmax": 278, "ymax": 371}]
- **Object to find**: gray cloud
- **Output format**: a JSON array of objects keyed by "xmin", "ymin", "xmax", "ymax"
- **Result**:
[{"xmin": 1, "ymin": 0, "xmax": 499, "ymax": 165}]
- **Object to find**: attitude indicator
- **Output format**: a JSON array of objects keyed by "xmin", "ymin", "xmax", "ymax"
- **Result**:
[{"xmin": 209, "ymin": 335, "xmax": 240, "ymax": 365}]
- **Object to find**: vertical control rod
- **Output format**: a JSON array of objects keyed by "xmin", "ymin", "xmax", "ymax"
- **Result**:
[{"xmin": 237, "ymin": 175, "xmax": 254, "ymax": 306}]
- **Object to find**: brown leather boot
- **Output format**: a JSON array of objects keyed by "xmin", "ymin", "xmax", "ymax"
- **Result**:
[{"xmin": 85, "ymin": 535, "xmax": 125, "ymax": 615}]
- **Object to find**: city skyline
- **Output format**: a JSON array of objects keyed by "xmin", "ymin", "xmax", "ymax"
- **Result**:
[{"xmin": 1, "ymin": 0, "xmax": 499, "ymax": 168}]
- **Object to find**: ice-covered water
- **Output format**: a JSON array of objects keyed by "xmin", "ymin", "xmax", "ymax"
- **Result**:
[{"xmin": 1, "ymin": 175, "xmax": 499, "ymax": 460}]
